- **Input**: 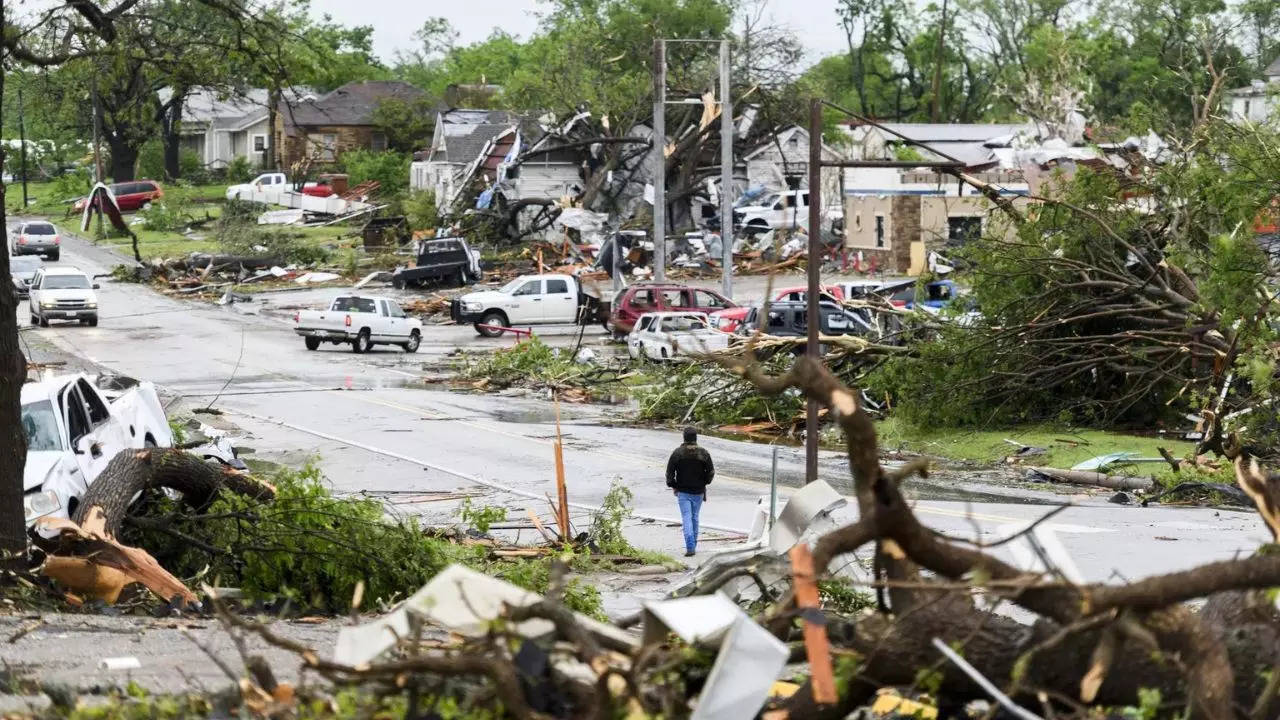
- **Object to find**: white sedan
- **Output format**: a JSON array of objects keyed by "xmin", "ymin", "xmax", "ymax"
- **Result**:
[{"xmin": 627, "ymin": 312, "xmax": 731, "ymax": 361}]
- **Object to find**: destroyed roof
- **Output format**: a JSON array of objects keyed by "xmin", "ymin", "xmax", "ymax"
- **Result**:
[
  {"xmin": 285, "ymin": 81, "xmax": 429, "ymax": 127},
  {"xmin": 858, "ymin": 122, "xmax": 1033, "ymax": 143},
  {"xmin": 431, "ymin": 122, "xmax": 517, "ymax": 165},
  {"xmin": 743, "ymin": 126, "xmax": 843, "ymax": 161}
]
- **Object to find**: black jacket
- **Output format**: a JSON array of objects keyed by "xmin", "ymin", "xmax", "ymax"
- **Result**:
[{"xmin": 666, "ymin": 442, "xmax": 714, "ymax": 494}]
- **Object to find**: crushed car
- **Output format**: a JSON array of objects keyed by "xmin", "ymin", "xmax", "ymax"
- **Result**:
[
  {"xmin": 627, "ymin": 311, "xmax": 731, "ymax": 361},
  {"xmin": 22, "ymin": 373, "xmax": 173, "ymax": 526}
]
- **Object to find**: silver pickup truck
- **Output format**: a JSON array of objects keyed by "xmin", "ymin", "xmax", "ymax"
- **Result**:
[{"xmin": 294, "ymin": 295, "xmax": 423, "ymax": 353}]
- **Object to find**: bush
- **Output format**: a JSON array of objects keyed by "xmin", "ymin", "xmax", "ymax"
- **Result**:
[
  {"xmin": 50, "ymin": 168, "xmax": 91, "ymax": 200},
  {"xmin": 225, "ymin": 155, "xmax": 254, "ymax": 183},
  {"xmin": 127, "ymin": 463, "xmax": 605, "ymax": 616},
  {"xmin": 136, "ymin": 139, "xmax": 165, "ymax": 180},
  {"xmin": 405, "ymin": 190, "xmax": 440, "ymax": 231},
  {"xmin": 138, "ymin": 197, "xmax": 190, "ymax": 232},
  {"xmin": 341, "ymin": 149, "xmax": 410, "ymax": 195}
]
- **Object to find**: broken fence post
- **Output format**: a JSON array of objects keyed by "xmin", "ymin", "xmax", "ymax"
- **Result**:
[
  {"xmin": 554, "ymin": 396, "xmax": 570, "ymax": 541},
  {"xmin": 789, "ymin": 544, "xmax": 836, "ymax": 705}
]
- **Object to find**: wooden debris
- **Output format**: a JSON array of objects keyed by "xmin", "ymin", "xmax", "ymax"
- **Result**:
[{"xmin": 789, "ymin": 544, "xmax": 836, "ymax": 705}]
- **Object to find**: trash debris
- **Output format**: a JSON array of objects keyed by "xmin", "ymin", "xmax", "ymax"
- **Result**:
[
  {"xmin": 1071, "ymin": 451, "xmax": 1165, "ymax": 472},
  {"xmin": 98, "ymin": 657, "xmax": 142, "ymax": 671},
  {"xmin": 293, "ymin": 272, "xmax": 341, "ymax": 285}
]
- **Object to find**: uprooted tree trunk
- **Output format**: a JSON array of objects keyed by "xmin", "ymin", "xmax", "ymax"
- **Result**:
[{"xmin": 715, "ymin": 353, "xmax": 1280, "ymax": 719}]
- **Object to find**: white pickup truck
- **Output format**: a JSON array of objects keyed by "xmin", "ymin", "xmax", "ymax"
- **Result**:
[
  {"xmin": 294, "ymin": 295, "xmax": 423, "ymax": 353},
  {"xmin": 450, "ymin": 273, "xmax": 606, "ymax": 338},
  {"xmin": 22, "ymin": 374, "xmax": 173, "ymax": 526}
]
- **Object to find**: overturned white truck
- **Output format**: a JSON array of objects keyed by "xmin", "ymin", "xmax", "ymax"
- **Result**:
[{"xmin": 21, "ymin": 374, "xmax": 173, "ymax": 526}]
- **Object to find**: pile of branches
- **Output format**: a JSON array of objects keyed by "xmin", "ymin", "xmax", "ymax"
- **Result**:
[{"xmin": 202, "ymin": 348, "xmax": 1280, "ymax": 719}]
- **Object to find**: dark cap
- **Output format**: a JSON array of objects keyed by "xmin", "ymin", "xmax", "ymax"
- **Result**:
[{"xmin": 683, "ymin": 426, "xmax": 697, "ymax": 443}]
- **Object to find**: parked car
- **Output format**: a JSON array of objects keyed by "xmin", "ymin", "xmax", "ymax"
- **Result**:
[
  {"xmin": 294, "ymin": 295, "xmax": 422, "ymax": 353},
  {"xmin": 627, "ymin": 312, "xmax": 731, "ymax": 361},
  {"xmin": 392, "ymin": 237, "xmax": 481, "ymax": 289},
  {"xmin": 608, "ymin": 283, "xmax": 735, "ymax": 337},
  {"xmin": 10, "ymin": 255, "xmax": 43, "ymax": 299},
  {"xmin": 22, "ymin": 373, "xmax": 173, "ymax": 527},
  {"xmin": 708, "ymin": 285, "xmax": 842, "ymax": 334},
  {"xmin": 28, "ymin": 266, "xmax": 99, "ymax": 327},
  {"xmin": 835, "ymin": 279, "xmax": 914, "ymax": 302},
  {"xmin": 737, "ymin": 300, "xmax": 876, "ymax": 354},
  {"xmin": 10, "ymin": 221, "xmax": 62, "ymax": 260},
  {"xmin": 72, "ymin": 180, "xmax": 163, "ymax": 213},
  {"xmin": 886, "ymin": 279, "xmax": 959, "ymax": 309},
  {"xmin": 452, "ymin": 273, "xmax": 607, "ymax": 338}
]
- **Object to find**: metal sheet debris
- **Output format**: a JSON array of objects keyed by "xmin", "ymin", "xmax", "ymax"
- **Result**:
[
  {"xmin": 768, "ymin": 480, "xmax": 847, "ymax": 553},
  {"xmin": 689, "ymin": 614, "xmax": 788, "ymax": 720}
]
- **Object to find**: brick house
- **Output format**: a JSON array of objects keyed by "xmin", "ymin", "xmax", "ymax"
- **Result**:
[{"xmin": 275, "ymin": 81, "xmax": 428, "ymax": 171}]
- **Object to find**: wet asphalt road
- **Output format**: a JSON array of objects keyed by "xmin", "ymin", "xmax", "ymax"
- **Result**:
[{"xmin": 18, "ymin": 230, "xmax": 1274, "ymax": 579}]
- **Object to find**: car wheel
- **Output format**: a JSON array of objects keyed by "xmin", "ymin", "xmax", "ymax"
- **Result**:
[
  {"xmin": 48, "ymin": 252, "xmax": 59, "ymax": 262},
  {"xmin": 29, "ymin": 313, "xmax": 39, "ymax": 326},
  {"xmin": 304, "ymin": 336, "xmax": 321, "ymax": 351},
  {"xmin": 88, "ymin": 317, "xmax": 98, "ymax": 327},
  {"xmin": 475, "ymin": 311, "xmax": 507, "ymax": 338},
  {"xmin": 403, "ymin": 330, "xmax": 421, "ymax": 353},
  {"xmin": 351, "ymin": 329, "xmax": 371, "ymax": 354},
  {"xmin": 39, "ymin": 315, "xmax": 49, "ymax": 328},
  {"xmin": 661, "ymin": 347, "xmax": 670, "ymax": 360},
  {"xmin": 392, "ymin": 276, "xmax": 405, "ymax": 290},
  {"xmin": 142, "ymin": 201, "xmax": 153, "ymax": 211}
]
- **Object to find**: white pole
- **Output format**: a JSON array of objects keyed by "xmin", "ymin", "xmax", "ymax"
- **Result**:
[
  {"xmin": 719, "ymin": 39, "xmax": 733, "ymax": 299},
  {"xmin": 653, "ymin": 39, "xmax": 666, "ymax": 282}
]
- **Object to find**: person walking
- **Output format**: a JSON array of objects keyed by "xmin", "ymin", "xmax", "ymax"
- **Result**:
[{"xmin": 666, "ymin": 427, "xmax": 714, "ymax": 557}]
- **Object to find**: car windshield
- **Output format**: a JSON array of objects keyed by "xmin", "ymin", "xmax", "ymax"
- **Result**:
[
  {"xmin": 22, "ymin": 400, "xmax": 62, "ymax": 452},
  {"xmin": 759, "ymin": 194, "xmax": 780, "ymax": 207},
  {"xmin": 332, "ymin": 297, "xmax": 376, "ymax": 313},
  {"xmin": 42, "ymin": 274, "xmax": 90, "ymax": 290},
  {"xmin": 24, "ymin": 224, "xmax": 55, "ymax": 235},
  {"xmin": 661, "ymin": 315, "xmax": 707, "ymax": 331},
  {"xmin": 10, "ymin": 257, "xmax": 40, "ymax": 273},
  {"xmin": 500, "ymin": 278, "xmax": 530, "ymax": 294}
]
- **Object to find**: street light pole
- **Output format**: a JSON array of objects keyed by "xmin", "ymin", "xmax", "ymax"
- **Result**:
[
  {"xmin": 652, "ymin": 39, "xmax": 666, "ymax": 283},
  {"xmin": 804, "ymin": 98, "xmax": 822, "ymax": 485},
  {"xmin": 719, "ymin": 39, "xmax": 733, "ymax": 299}
]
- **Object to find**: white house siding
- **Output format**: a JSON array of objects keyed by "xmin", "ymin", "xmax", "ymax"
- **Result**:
[{"xmin": 516, "ymin": 162, "xmax": 579, "ymax": 201}]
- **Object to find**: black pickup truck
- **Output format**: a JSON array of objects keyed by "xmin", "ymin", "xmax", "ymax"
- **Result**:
[{"xmin": 391, "ymin": 237, "xmax": 482, "ymax": 289}]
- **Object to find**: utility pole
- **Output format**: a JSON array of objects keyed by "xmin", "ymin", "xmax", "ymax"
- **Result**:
[
  {"xmin": 931, "ymin": 0, "xmax": 949, "ymax": 123},
  {"xmin": 652, "ymin": 39, "xmax": 666, "ymax": 282},
  {"xmin": 805, "ymin": 98, "xmax": 823, "ymax": 485},
  {"xmin": 91, "ymin": 83, "xmax": 103, "ymax": 184},
  {"xmin": 719, "ymin": 39, "xmax": 734, "ymax": 299},
  {"xmin": 17, "ymin": 82, "xmax": 28, "ymax": 208}
]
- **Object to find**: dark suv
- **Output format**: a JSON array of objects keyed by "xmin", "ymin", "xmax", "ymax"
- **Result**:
[
  {"xmin": 607, "ymin": 283, "xmax": 735, "ymax": 336},
  {"xmin": 737, "ymin": 300, "xmax": 874, "ymax": 353}
]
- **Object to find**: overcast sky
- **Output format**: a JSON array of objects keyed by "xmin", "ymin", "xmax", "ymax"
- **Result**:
[{"xmin": 306, "ymin": 0, "xmax": 850, "ymax": 67}]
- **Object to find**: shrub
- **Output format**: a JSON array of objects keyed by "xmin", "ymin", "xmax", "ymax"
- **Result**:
[
  {"xmin": 225, "ymin": 155, "xmax": 254, "ymax": 183},
  {"xmin": 405, "ymin": 190, "xmax": 440, "ymax": 231},
  {"xmin": 50, "ymin": 168, "xmax": 91, "ymax": 200},
  {"xmin": 341, "ymin": 149, "xmax": 410, "ymax": 195}
]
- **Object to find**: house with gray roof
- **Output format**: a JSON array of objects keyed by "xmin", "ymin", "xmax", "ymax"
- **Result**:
[
  {"xmin": 1226, "ymin": 57, "xmax": 1280, "ymax": 124},
  {"xmin": 160, "ymin": 87, "xmax": 314, "ymax": 170}
]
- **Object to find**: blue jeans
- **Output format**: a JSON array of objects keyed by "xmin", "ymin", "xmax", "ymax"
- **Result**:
[{"xmin": 676, "ymin": 491, "xmax": 704, "ymax": 552}]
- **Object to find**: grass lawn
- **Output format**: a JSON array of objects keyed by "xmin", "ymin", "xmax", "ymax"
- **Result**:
[
  {"xmin": 10, "ymin": 180, "xmax": 369, "ymax": 261},
  {"xmin": 874, "ymin": 416, "xmax": 1224, "ymax": 486}
]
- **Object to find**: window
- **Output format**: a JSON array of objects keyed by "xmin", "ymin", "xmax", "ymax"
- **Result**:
[
  {"xmin": 310, "ymin": 133, "xmax": 337, "ymax": 161},
  {"xmin": 638, "ymin": 316, "xmax": 654, "ymax": 331},
  {"xmin": 767, "ymin": 311, "xmax": 786, "ymax": 329},
  {"xmin": 378, "ymin": 300, "xmax": 390, "ymax": 316},
  {"xmin": 21, "ymin": 400, "xmax": 62, "ymax": 452},
  {"xmin": 370, "ymin": 132, "xmax": 388, "ymax": 152},
  {"xmin": 800, "ymin": 192, "xmax": 809, "ymax": 207},
  {"xmin": 252, "ymin": 134, "xmax": 266, "ymax": 152},
  {"xmin": 875, "ymin": 215, "xmax": 885, "ymax": 248},
  {"xmin": 660, "ymin": 289, "xmax": 690, "ymax": 308},
  {"xmin": 24, "ymin": 223, "xmax": 55, "ymax": 235},
  {"xmin": 60, "ymin": 387, "xmax": 90, "ymax": 447},
  {"xmin": 947, "ymin": 216, "xmax": 982, "ymax": 245},
  {"xmin": 546, "ymin": 279, "xmax": 570, "ymax": 294},
  {"xmin": 388, "ymin": 302, "xmax": 406, "ymax": 319},
  {"xmin": 333, "ymin": 297, "xmax": 376, "ymax": 313},
  {"xmin": 1245, "ymin": 100, "xmax": 1252, "ymax": 118},
  {"xmin": 694, "ymin": 290, "xmax": 728, "ymax": 309},
  {"xmin": 513, "ymin": 280, "xmax": 542, "ymax": 296},
  {"xmin": 76, "ymin": 380, "xmax": 110, "ymax": 426},
  {"xmin": 781, "ymin": 291, "xmax": 804, "ymax": 302},
  {"xmin": 630, "ymin": 289, "xmax": 655, "ymax": 308},
  {"xmin": 41, "ymin": 274, "xmax": 90, "ymax": 290}
]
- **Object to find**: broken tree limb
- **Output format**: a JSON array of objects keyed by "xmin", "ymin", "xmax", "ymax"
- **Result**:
[
  {"xmin": 73, "ymin": 448, "xmax": 276, "ymax": 539},
  {"xmin": 1025, "ymin": 466, "xmax": 1154, "ymax": 491},
  {"xmin": 35, "ymin": 514, "xmax": 198, "ymax": 605}
]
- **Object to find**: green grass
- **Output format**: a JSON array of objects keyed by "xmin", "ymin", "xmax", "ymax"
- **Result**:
[
  {"xmin": 11, "ymin": 180, "xmax": 364, "ymax": 260},
  {"xmin": 874, "ymin": 416, "xmax": 1219, "ymax": 485}
]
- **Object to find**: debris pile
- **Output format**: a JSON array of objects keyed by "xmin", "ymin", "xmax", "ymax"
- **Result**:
[{"xmin": 135, "ymin": 254, "xmax": 351, "ymax": 296}]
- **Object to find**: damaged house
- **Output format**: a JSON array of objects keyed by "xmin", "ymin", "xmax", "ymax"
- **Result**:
[{"xmin": 161, "ymin": 86, "xmax": 314, "ymax": 170}]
